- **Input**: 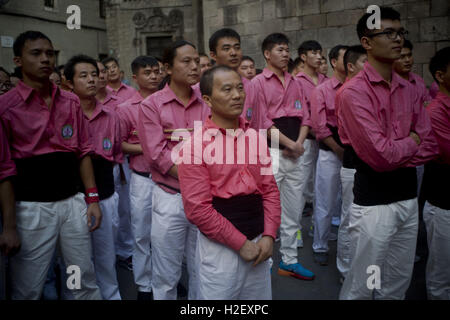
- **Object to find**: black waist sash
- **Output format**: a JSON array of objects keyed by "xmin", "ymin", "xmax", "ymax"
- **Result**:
[
  {"xmin": 212, "ymin": 194, "xmax": 264, "ymax": 241},
  {"xmin": 271, "ymin": 117, "xmax": 301, "ymax": 150},
  {"xmin": 342, "ymin": 145, "xmax": 356, "ymax": 169},
  {"xmin": 353, "ymin": 153, "xmax": 417, "ymax": 206},
  {"xmin": 423, "ymin": 161, "xmax": 450, "ymax": 210},
  {"xmin": 319, "ymin": 126, "xmax": 344, "ymax": 151},
  {"xmin": 13, "ymin": 152, "xmax": 81, "ymax": 202},
  {"xmin": 90, "ymin": 156, "xmax": 115, "ymax": 201}
]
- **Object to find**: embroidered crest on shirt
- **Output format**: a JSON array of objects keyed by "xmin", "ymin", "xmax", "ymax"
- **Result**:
[
  {"xmin": 295, "ymin": 100, "xmax": 302, "ymax": 110},
  {"xmin": 246, "ymin": 108, "xmax": 253, "ymax": 120},
  {"xmin": 103, "ymin": 138, "xmax": 112, "ymax": 150},
  {"xmin": 61, "ymin": 125, "xmax": 73, "ymax": 139}
]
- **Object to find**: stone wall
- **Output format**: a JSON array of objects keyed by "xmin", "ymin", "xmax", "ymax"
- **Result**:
[
  {"xmin": 203, "ymin": 0, "xmax": 450, "ymax": 85},
  {"xmin": 0, "ymin": 0, "xmax": 107, "ymax": 72}
]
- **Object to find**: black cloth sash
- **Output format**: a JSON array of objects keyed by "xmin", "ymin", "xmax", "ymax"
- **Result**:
[
  {"xmin": 271, "ymin": 117, "xmax": 301, "ymax": 150},
  {"xmin": 212, "ymin": 194, "xmax": 264, "ymax": 241},
  {"xmin": 342, "ymin": 145, "xmax": 356, "ymax": 169},
  {"xmin": 13, "ymin": 152, "xmax": 81, "ymax": 202},
  {"xmin": 423, "ymin": 161, "xmax": 450, "ymax": 210},
  {"xmin": 133, "ymin": 170, "xmax": 150, "ymax": 178},
  {"xmin": 89, "ymin": 156, "xmax": 115, "ymax": 201},
  {"xmin": 318, "ymin": 126, "xmax": 344, "ymax": 151},
  {"xmin": 353, "ymin": 152, "xmax": 417, "ymax": 206}
]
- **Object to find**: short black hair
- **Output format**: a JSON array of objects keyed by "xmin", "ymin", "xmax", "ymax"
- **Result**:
[
  {"xmin": 200, "ymin": 65, "xmax": 238, "ymax": 97},
  {"xmin": 297, "ymin": 40, "xmax": 322, "ymax": 62},
  {"xmin": 0, "ymin": 67, "xmax": 10, "ymax": 77},
  {"xmin": 102, "ymin": 56, "xmax": 119, "ymax": 67},
  {"xmin": 64, "ymin": 54, "xmax": 100, "ymax": 82},
  {"xmin": 131, "ymin": 56, "xmax": 159, "ymax": 75},
  {"xmin": 13, "ymin": 31, "xmax": 53, "ymax": 57},
  {"xmin": 199, "ymin": 53, "xmax": 209, "ymax": 59},
  {"xmin": 162, "ymin": 40, "xmax": 196, "ymax": 67},
  {"xmin": 241, "ymin": 56, "xmax": 255, "ymax": 64},
  {"xmin": 429, "ymin": 46, "xmax": 450, "ymax": 82},
  {"xmin": 357, "ymin": 6, "xmax": 401, "ymax": 40},
  {"xmin": 403, "ymin": 39, "xmax": 413, "ymax": 50},
  {"xmin": 11, "ymin": 66, "xmax": 23, "ymax": 79},
  {"xmin": 343, "ymin": 45, "xmax": 367, "ymax": 75},
  {"xmin": 328, "ymin": 45, "xmax": 349, "ymax": 69},
  {"xmin": 209, "ymin": 28, "xmax": 241, "ymax": 53},
  {"xmin": 262, "ymin": 33, "xmax": 289, "ymax": 57}
]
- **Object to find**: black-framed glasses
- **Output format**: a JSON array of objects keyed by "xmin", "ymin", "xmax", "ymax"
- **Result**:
[{"xmin": 367, "ymin": 29, "xmax": 409, "ymax": 40}]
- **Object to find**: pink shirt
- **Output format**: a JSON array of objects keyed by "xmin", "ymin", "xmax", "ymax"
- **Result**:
[
  {"xmin": 336, "ymin": 62, "xmax": 438, "ymax": 172},
  {"xmin": 296, "ymin": 71, "xmax": 328, "ymax": 99},
  {"xmin": 107, "ymin": 83, "xmax": 137, "ymax": 102},
  {"xmin": 101, "ymin": 91, "xmax": 124, "ymax": 111},
  {"xmin": 84, "ymin": 101, "xmax": 123, "ymax": 164},
  {"xmin": 429, "ymin": 81, "xmax": 439, "ymax": 99},
  {"xmin": 0, "ymin": 120, "xmax": 16, "ymax": 181},
  {"xmin": 310, "ymin": 76, "xmax": 343, "ymax": 140},
  {"xmin": 426, "ymin": 92, "xmax": 450, "ymax": 164},
  {"xmin": 116, "ymin": 91, "xmax": 151, "ymax": 173},
  {"xmin": 138, "ymin": 84, "xmax": 210, "ymax": 194},
  {"xmin": 0, "ymin": 81, "xmax": 91, "ymax": 160},
  {"xmin": 407, "ymin": 72, "xmax": 432, "ymax": 106},
  {"xmin": 251, "ymin": 68, "xmax": 311, "ymax": 126},
  {"xmin": 178, "ymin": 117, "xmax": 281, "ymax": 251}
]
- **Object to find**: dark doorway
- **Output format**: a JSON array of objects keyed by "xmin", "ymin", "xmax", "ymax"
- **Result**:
[{"xmin": 146, "ymin": 36, "xmax": 173, "ymax": 59}]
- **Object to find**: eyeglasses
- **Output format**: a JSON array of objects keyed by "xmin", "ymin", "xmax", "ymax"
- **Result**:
[{"xmin": 367, "ymin": 29, "xmax": 409, "ymax": 40}]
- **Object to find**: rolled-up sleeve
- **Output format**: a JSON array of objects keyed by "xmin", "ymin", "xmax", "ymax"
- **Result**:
[{"xmin": 0, "ymin": 120, "xmax": 16, "ymax": 181}]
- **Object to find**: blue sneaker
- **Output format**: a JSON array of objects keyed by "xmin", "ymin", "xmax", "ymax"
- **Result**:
[{"xmin": 278, "ymin": 261, "xmax": 315, "ymax": 281}]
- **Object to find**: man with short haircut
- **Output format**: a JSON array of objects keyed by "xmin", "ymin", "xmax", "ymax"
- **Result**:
[
  {"xmin": 317, "ymin": 56, "xmax": 329, "ymax": 77},
  {"xmin": 337, "ymin": 8, "xmax": 438, "ymax": 299},
  {"xmin": 1, "ymin": 31, "xmax": 102, "ymax": 300},
  {"xmin": 96, "ymin": 60, "xmax": 123, "ymax": 110},
  {"xmin": 103, "ymin": 57, "xmax": 137, "ymax": 101},
  {"xmin": 252, "ymin": 33, "xmax": 314, "ymax": 280},
  {"xmin": 238, "ymin": 56, "xmax": 257, "ymax": 80},
  {"xmin": 422, "ymin": 46, "xmax": 450, "ymax": 300},
  {"xmin": 393, "ymin": 40, "xmax": 432, "ymax": 107},
  {"xmin": 199, "ymin": 53, "xmax": 212, "ymax": 76},
  {"xmin": 296, "ymin": 40, "xmax": 328, "ymax": 212},
  {"xmin": 310, "ymin": 45, "xmax": 349, "ymax": 266},
  {"xmin": 178, "ymin": 65, "xmax": 281, "ymax": 299},
  {"xmin": 335, "ymin": 45, "xmax": 367, "ymax": 280},
  {"xmin": 116, "ymin": 56, "xmax": 160, "ymax": 300},
  {"xmin": 65, "ymin": 54, "xmax": 123, "ymax": 300},
  {"xmin": 290, "ymin": 57, "xmax": 304, "ymax": 77}
]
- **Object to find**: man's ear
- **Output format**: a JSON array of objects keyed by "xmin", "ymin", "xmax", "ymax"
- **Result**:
[
  {"xmin": 347, "ymin": 63, "xmax": 355, "ymax": 75},
  {"xmin": 13, "ymin": 56, "xmax": 22, "ymax": 68},
  {"xmin": 164, "ymin": 63, "xmax": 171, "ymax": 76},
  {"xmin": 202, "ymin": 94, "xmax": 213, "ymax": 108},
  {"xmin": 132, "ymin": 74, "xmax": 138, "ymax": 84},
  {"xmin": 435, "ymin": 70, "xmax": 445, "ymax": 85},
  {"xmin": 360, "ymin": 37, "xmax": 372, "ymax": 51},
  {"xmin": 67, "ymin": 80, "xmax": 74, "ymax": 91},
  {"xmin": 210, "ymin": 51, "xmax": 217, "ymax": 63},
  {"xmin": 263, "ymin": 50, "xmax": 271, "ymax": 61},
  {"xmin": 331, "ymin": 58, "xmax": 338, "ymax": 69}
]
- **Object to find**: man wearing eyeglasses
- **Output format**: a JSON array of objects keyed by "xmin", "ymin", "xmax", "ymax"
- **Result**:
[{"xmin": 336, "ymin": 7, "xmax": 439, "ymax": 300}]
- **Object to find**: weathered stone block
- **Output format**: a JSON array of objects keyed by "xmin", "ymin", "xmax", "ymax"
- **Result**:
[
  {"xmin": 223, "ymin": 6, "xmax": 238, "ymax": 25},
  {"xmin": 276, "ymin": 0, "xmax": 297, "ymax": 18},
  {"xmin": 413, "ymin": 41, "xmax": 435, "ymax": 63},
  {"xmin": 237, "ymin": 2, "xmax": 262, "ymax": 23},
  {"xmin": 422, "ymin": 63, "xmax": 434, "ymax": 86},
  {"xmin": 436, "ymin": 41, "xmax": 450, "ymax": 50},
  {"xmin": 297, "ymin": 28, "xmax": 319, "ymax": 47},
  {"xmin": 302, "ymin": 14, "xmax": 327, "ymax": 29},
  {"xmin": 284, "ymin": 16, "xmax": 302, "ymax": 31},
  {"xmin": 420, "ymin": 17, "xmax": 449, "ymax": 41},
  {"xmin": 203, "ymin": 0, "xmax": 219, "ymax": 17},
  {"xmin": 320, "ymin": 0, "xmax": 345, "ymax": 13},
  {"xmin": 263, "ymin": 0, "xmax": 276, "ymax": 20},
  {"xmin": 407, "ymin": 1, "xmax": 430, "ymax": 19},
  {"xmin": 431, "ymin": 0, "xmax": 450, "ymax": 17},
  {"xmin": 296, "ymin": 0, "xmax": 320, "ymax": 16},
  {"xmin": 344, "ymin": 0, "xmax": 374, "ymax": 10},
  {"xmin": 326, "ymin": 9, "xmax": 364, "ymax": 27},
  {"xmin": 404, "ymin": 19, "xmax": 420, "ymax": 42}
]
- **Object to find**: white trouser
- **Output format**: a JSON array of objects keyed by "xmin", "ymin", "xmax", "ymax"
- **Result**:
[
  {"xmin": 151, "ymin": 185, "xmax": 198, "ymax": 300},
  {"xmin": 339, "ymin": 198, "xmax": 418, "ymax": 300},
  {"xmin": 130, "ymin": 172, "xmax": 155, "ymax": 293},
  {"xmin": 423, "ymin": 201, "xmax": 450, "ymax": 300},
  {"xmin": 336, "ymin": 167, "xmax": 356, "ymax": 278},
  {"xmin": 91, "ymin": 192, "xmax": 121, "ymax": 300},
  {"xmin": 302, "ymin": 139, "xmax": 319, "ymax": 204},
  {"xmin": 113, "ymin": 161, "xmax": 134, "ymax": 260},
  {"xmin": 313, "ymin": 149, "xmax": 342, "ymax": 253},
  {"xmin": 10, "ymin": 193, "xmax": 101, "ymax": 300},
  {"xmin": 196, "ymin": 232, "xmax": 272, "ymax": 300},
  {"xmin": 270, "ymin": 147, "xmax": 307, "ymax": 265}
]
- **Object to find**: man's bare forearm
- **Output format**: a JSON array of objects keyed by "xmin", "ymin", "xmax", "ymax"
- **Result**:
[
  {"xmin": 122, "ymin": 142, "xmax": 143, "ymax": 155},
  {"xmin": 79, "ymin": 155, "xmax": 96, "ymax": 189},
  {"xmin": 0, "ymin": 179, "xmax": 16, "ymax": 230}
]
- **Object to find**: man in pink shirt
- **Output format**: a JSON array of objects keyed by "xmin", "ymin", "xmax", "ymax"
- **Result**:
[
  {"xmin": 178, "ymin": 65, "xmax": 281, "ymax": 299},
  {"xmin": 336, "ymin": 45, "xmax": 367, "ymax": 281},
  {"xmin": 96, "ymin": 60, "xmax": 124, "ymax": 110},
  {"xmin": 138, "ymin": 40, "xmax": 209, "ymax": 300},
  {"xmin": 208, "ymin": 28, "xmax": 272, "ymax": 131},
  {"xmin": 422, "ymin": 47, "xmax": 450, "ymax": 300},
  {"xmin": 1, "ymin": 31, "xmax": 102, "ymax": 300},
  {"xmin": 103, "ymin": 57, "xmax": 137, "ymax": 102},
  {"xmin": 251, "ymin": 33, "xmax": 314, "ymax": 280},
  {"xmin": 116, "ymin": 56, "xmax": 160, "ymax": 300},
  {"xmin": 337, "ymin": 8, "xmax": 439, "ymax": 300},
  {"xmin": 310, "ymin": 45, "xmax": 348, "ymax": 266},
  {"xmin": 296, "ymin": 40, "xmax": 328, "ymax": 216},
  {"xmin": 65, "ymin": 54, "xmax": 123, "ymax": 300},
  {"xmin": 238, "ymin": 56, "xmax": 257, "ymax": 80}
]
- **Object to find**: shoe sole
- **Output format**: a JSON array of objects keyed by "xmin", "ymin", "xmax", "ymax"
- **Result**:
[{"xmin": 277, "ymin": 268, "xmax": 315, "ymax": 281}]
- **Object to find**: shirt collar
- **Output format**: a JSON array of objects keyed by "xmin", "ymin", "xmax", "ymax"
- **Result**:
[
  {"xmin": 296, "ymin": 71, "xmax": 325, "ymax": 85},
  {"xmin": 204, "ymin": 116, "xmax": 249, "ymax": 136},
  {"xmin": 160, "ymin": 83, "xmax": 200, "ymax": 107},
  {"xmin": 437, "ymin": 92, "xmax": 450, "ymax": 109},
  {"xmin": 330, "ymin": 75, "xmax": 343, "ymax": 89},
  {"xmin": 85, "ymin": 99, "xmax": 107, "ymax": 121},
  {"xmin": 263, "ymin": 68, "xmax": 293, "ymax": 84},
  {"xmin": 364, "ymin": 61, "xmax": 405, "ymax": 90},
  {"xmin": 129, "ymin": 91, "xmax": 144, "ymax": 104},
  {"xmin": 103, "ymin": 91, "xmax": 118, "ymax": 104},
  {"xmin": 16, "ymin": 80, "xmax": 60, "ymax": 103}
]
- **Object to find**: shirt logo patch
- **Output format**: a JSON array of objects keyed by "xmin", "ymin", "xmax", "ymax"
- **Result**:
[
  {"xmin": 246, "ymin": 108, "xmax": 253, "ymax": 120},
  {"xmin": 61, "ymin": 125, "xmax": 73, "ymax": 140},
  {"xmin": 295, "ymin": 100, "xmax": 302, "ymax": 110},
  {"xmin": 103, "ymin": 138, "xmax": 112, "ymax": 150}
]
